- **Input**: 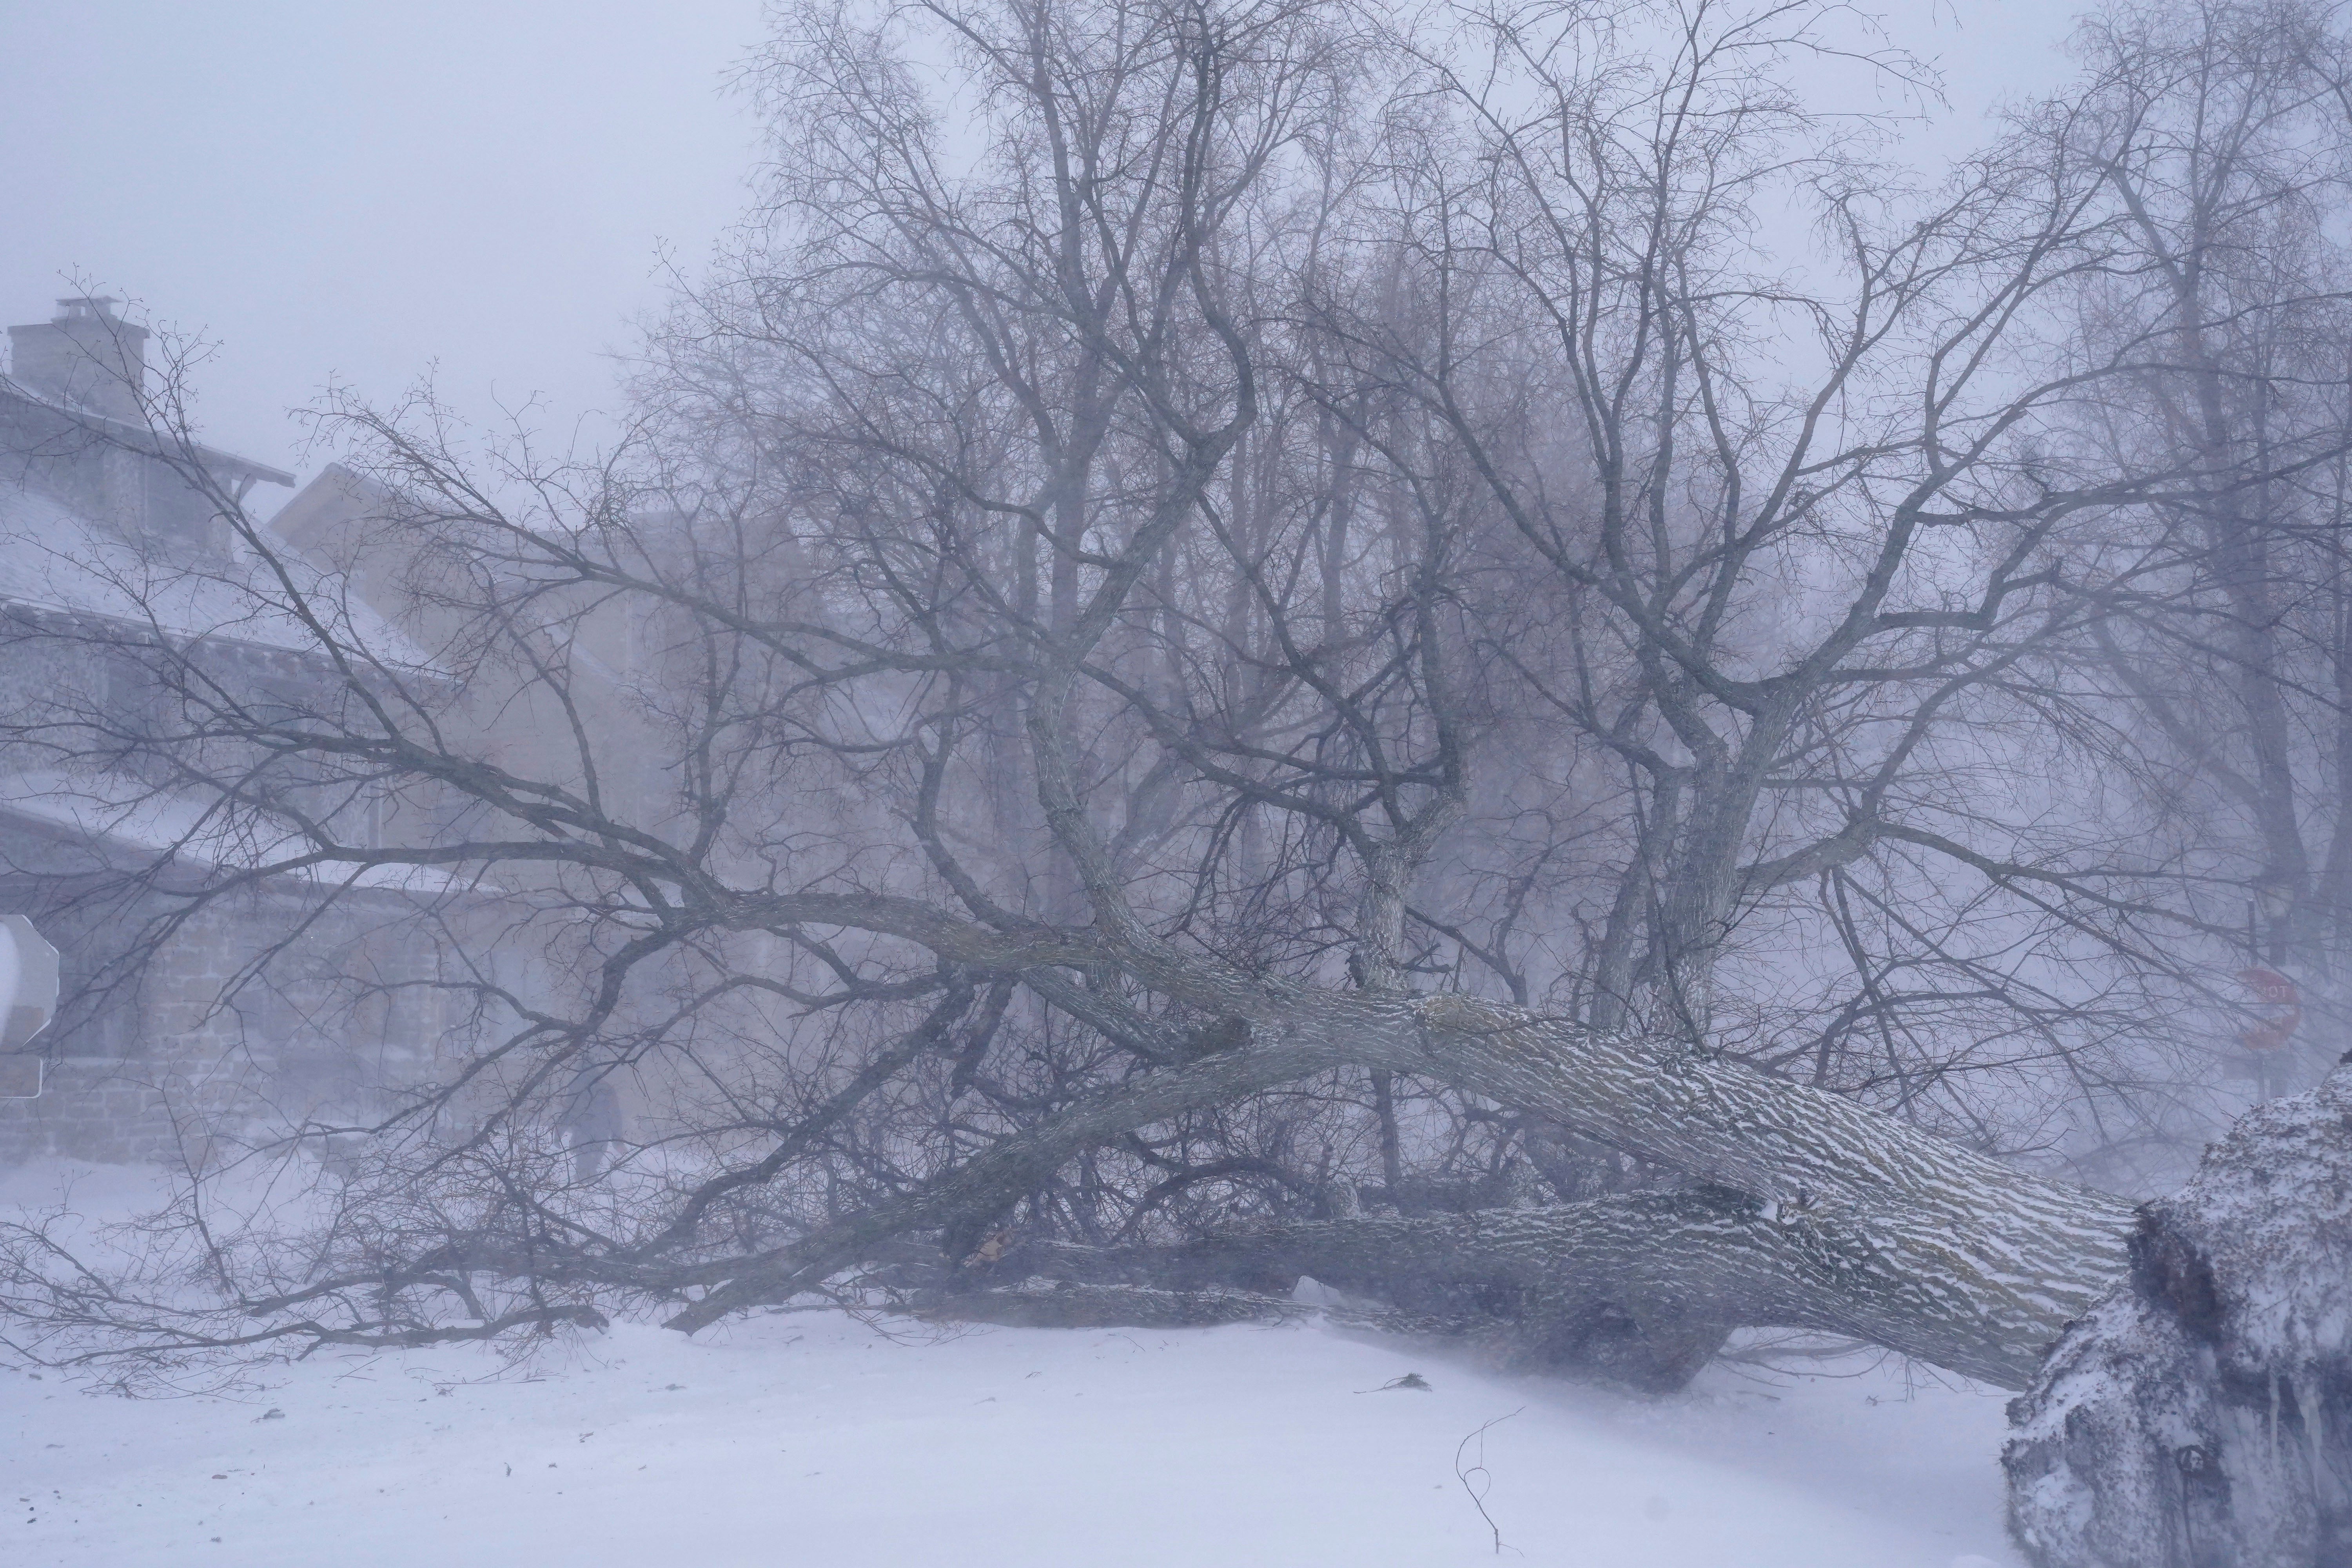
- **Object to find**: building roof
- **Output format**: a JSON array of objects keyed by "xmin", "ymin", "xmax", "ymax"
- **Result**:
[
  {"xmin": 0, "ymin": 376, "xmax": 296, "ymax": 488},
  {"xmin": 0, "ymin": 766, "xmax": 470, "ymax": 894},
  {"xmin": 0, "ymin": 479, "xmax": 434, "ymax": 670}
]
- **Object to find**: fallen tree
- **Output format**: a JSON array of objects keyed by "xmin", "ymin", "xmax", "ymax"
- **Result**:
[
  {"xmin": 953, "ymin": 1191, "xmax": 2029, "ymax": 1393},
  {"xmin": 656, "ymin": 979, "xmax": 2135, "ymax": 1392},
  {"xmin": 10, "ymin": 5, "xmax": 2352, "ymax": 1566}
]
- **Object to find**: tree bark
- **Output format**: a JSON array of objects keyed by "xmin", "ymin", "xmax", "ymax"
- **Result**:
[
  {"xmin": 969, "ymin": 1180, "xmax": 2111, "ymax": 1391},
  {"xmin": 1259, "ymin": 991, "xmax": 2138, "ymax": 1385},
  {"xmin": 668, "ymin": 981, "xmax": 2136, "ymax": 1388}
]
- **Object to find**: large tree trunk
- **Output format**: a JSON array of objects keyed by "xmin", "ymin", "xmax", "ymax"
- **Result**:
[
  {"xmin": 961, "ymin": 1197, "xmax": 1746, "ymax": 1392},
  {"xmin": 949, "ymin": 1186, "xmax": 2102, "ymax": 1390},
  {"xmin": 2004, "ymin": 1062, "xmax": 2352, "ymax": 1567},
  {"xmin": 1351, "ymin": 991, "xmax": 2139, "ymax": 1381},
  {"xmin": 670, "ymin": 980, "xmax": 2137, "ymax": 1387},
  {"xmin": 954, "ymin": 1190, "xmax": 1935, "ymax": 1389}
]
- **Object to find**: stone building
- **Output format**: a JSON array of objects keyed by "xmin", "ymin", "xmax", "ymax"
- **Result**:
[
  {"xmin": 0, "ymin": 292, "xmax": 695, "ymax": 1171},
  {"xmin": 0, "ymin": 297, "xmax": 484, "ymax": 1166},
  {"xmin": 265, "ymin": 461, "xmax": 674, "ymax": 1173}
]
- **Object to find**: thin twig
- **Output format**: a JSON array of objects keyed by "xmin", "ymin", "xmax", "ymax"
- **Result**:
[{"xmin": 1454, "ymin": 1408, "xmax": 1524, "ymax": 1556}]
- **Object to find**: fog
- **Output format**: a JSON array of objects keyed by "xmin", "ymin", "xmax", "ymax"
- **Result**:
[
  {"xmin": 0, "ymin": 0, "xmax": 761, "ymax": 474},
  {"xmin": 2, "ymin": 2, "xmax": 2069, "ymax": 478}
]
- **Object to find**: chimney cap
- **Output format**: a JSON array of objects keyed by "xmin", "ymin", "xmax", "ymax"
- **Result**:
[{"xmin": 51, "ymin": 296, "xmax": 130, "ymax": 325}]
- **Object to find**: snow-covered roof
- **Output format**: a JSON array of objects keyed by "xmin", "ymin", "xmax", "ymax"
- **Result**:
[
  {"xmin": 0, "ymin": 377, "xmax": 296, "ymax": 488},
  {"xmin": 0, "ymin": 767, "xmax": 466, "ymax": 894},
  {"xmin": 0, "ymin": 483, "xmax": 434, "ymax": 670}
]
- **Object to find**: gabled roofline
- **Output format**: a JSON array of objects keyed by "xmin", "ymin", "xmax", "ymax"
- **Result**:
[
  {"xmin": 0, "ymin": 594, "xmax": 457, "ymax": 688},
  {"xmin": 0, "ymin": 376, "xmax": 297, "ymax": 488}
]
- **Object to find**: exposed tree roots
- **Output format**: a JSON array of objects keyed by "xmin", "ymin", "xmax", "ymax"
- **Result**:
[{"xmin": 2005, "ymin": 1064, "xmax": 2352, "ymax": 1567}]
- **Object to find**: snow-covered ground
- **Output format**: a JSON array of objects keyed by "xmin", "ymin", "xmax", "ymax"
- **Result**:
[{"xmin": 4, "ymin": 1167, "xmax": 2023, "ymax": 1567}]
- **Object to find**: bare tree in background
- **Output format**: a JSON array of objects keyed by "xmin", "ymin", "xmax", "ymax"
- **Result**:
[{"xmin": 2054, "ymin": 0, "xmax": 2352, "ymax": 1040}]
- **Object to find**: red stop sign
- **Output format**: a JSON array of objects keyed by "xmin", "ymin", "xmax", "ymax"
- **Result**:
[{"xmin": 2236, "ymin": 967, "xmax": 2301, "ymax": 1051}]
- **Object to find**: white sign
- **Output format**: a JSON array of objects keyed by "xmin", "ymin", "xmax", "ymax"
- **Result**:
[{"xmin": 0, "ymin": 915, "xmax": 58, "ymax": 1098}]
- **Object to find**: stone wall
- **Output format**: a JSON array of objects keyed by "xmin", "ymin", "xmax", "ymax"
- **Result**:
[{"xmin": 0, "ymin": 867, "xmax": 480, "ymax": 1169}]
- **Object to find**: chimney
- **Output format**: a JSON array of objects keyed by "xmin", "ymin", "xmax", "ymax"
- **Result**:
[{"xmin": 7, "ymin": 296, "xmax": 149, "ymax": 420}]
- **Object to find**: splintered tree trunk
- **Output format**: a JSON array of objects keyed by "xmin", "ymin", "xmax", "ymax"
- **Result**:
[{"xmin": 2004, "ymin": 1063, "xmax": 2352, "ymax": 1568}]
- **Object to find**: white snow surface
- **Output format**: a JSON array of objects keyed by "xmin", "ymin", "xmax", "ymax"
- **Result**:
[{"xmin": 4, "ymin": 1167, "xmax": 2024, "ymax": 1568}]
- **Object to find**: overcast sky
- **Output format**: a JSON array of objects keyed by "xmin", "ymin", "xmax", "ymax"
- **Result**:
[{"xmin": 2, "ymin": 1, "xmax": 2086, "ymax": 503}]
